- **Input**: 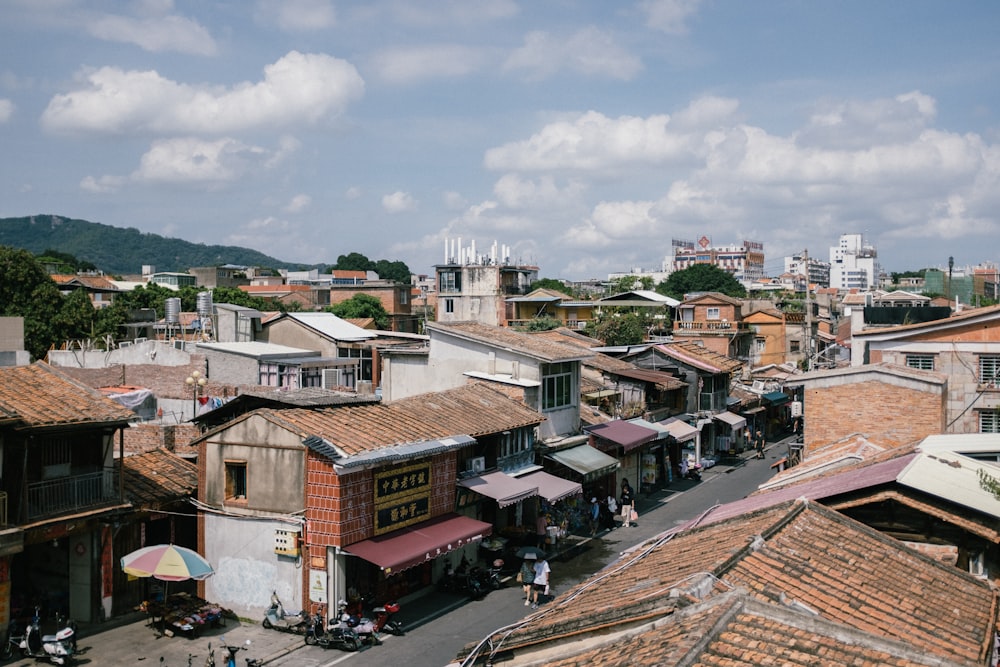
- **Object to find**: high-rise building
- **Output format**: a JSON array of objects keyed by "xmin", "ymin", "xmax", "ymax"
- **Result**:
[
  {"xmin": 829, "ymin": 233, "xmax": 878, "ymax": 290},
  {"xmin": 784, "ymin": 253, "xmax": 831, "ymax": 288}
]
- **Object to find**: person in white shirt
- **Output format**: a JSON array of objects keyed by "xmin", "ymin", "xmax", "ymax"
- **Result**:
[{"xmin": 530, "ymin": 558, "xmax": 551, "ymax": 608}]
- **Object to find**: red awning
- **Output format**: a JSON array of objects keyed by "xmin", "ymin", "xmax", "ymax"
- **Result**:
[
  {"xmin": 458, "ymin": 470, "xmax": 539, "ymax": 507},
  {"xmin": 588, "ymin": 420, "xmax": 658, "ymax": 452},
  {"xmin": 345, "ymin": 513, "xmax": 492, "ymax": 574},
  {"xmin": 518, "ymin": 471, "xmax": 583, "ymax": 503}
]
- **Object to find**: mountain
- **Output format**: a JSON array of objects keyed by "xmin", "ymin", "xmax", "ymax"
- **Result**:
[{"xmin": 0, "ymin": 214, "xmax": 314, "ymax": 275}]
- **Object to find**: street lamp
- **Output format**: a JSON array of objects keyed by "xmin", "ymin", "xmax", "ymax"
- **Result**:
[{"xmin": 185, "ymin": 370, "xmax": 207, "ymax": 418}]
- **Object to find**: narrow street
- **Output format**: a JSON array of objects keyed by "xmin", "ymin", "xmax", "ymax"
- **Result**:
[{"xmin": 263, "ymin": 446, "xmax": 783, "ymax": 667}]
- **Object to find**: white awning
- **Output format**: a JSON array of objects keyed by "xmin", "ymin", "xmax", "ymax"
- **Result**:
[
  {"xmin": 458, "ymin": 471, "xmax": 538, "ymax": 508},
  {"xmin": 714, "ymin": 411, "xmax": 747, "ymax": 431}
]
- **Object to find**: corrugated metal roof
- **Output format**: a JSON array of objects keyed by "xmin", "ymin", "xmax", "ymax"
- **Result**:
[
  {"xmin": 288, "ymin": 312, "xmax": 377, "ymax": 342},
  {"xmin": 196, "ymin": 341, "xmax": 316, "ymax": 358}
]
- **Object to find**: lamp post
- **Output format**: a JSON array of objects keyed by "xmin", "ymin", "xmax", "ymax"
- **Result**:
[{"xmin": 186, "ymin": 370, "xmax": 207, "ymax": 418}]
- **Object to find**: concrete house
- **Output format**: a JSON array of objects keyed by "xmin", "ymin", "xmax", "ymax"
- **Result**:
[
  {"xmin": 850, "ymin": 304, "xmax": 1000, "ymax": 434},
  {"xmin": 672, "ymin": 291, "xmax": 751, "ymax": 359},
  {"xmin": 193, "ymin": 383, "xmax": 544, "ymax": 620},
  {"xmin": 380, "ymin": 321, "xmax": 593, "ymax": 442},
  {"xmin": 505, "ymin": 288, "xmax": 597, "ymax": 330}
]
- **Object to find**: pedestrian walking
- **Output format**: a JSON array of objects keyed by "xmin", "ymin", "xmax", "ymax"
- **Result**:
[
  {"xmin": 604, "ymin": 494, "xmax": 618, "ymax": 530},
  {"xmin": 755, "ymin": 429, "xmax": 765, "ymax": 459},
  {"xmin": 620, "ymin": 478, "xmax": 635, "ymax": 527},
  {"xmin": 589, "ymin": 497, "xmax": 600, "ymax": 536},
  {"xmin": 536, "ymin": 512, "xmax": 548, "ymax": 548},
  {"xmin": 531, "ymin": 557, "xmax": 551, "ymax": 609},
  {"xmin": 518, "ymin": 553, "xmax": 537, "ymax": 606}
]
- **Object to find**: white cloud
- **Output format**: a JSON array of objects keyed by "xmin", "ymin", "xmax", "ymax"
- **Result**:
[
  {"xmin": 41, "ymin": 51, "xmax": 365, "ymax": 135},
  {"xmin": 382, "ymin": 191, "xmax": 417, "ymax": 213},
  {"xmin": 493, "ymin": 173, "xmax": 585, "ymax": 209},
  {"xmin": 255, "ymin": 0, "xmax": 335, "ymax": 31},
  {"xmin": 443, "ymin": 191, "xmax": 466, "ymax": 209},
  {"xmin": 0, "ymin": 99, "xmax": 13, "ymax": 122},
  {"xmin": 371, "ymin": 45, "xmax": 489, "ymax": 84},
  {"xmin": 285, "ymin": 194, "xmax": 312, "ymax": 213},
  {"xmin": 86, "ymin": 6, "xmax": 217, "ymax": 55},
  {"xmin": 132, "ymin": 137, "xmax": 268, "ymax": 186},
  {"xmin": 503, "ymin": 27, "xmax": 641, "ymax": 81},
  {"xmin": 797, "ymin": 91, "xmax": 938, "ymax": 149},
  {"xmin": 80, "ymin": 174, "xmax": 126, "ymax": 194},
  {"xmin": 639, "ymin": 0, "xmax": 702, "ymax": 35},
  {"xmin": 345, "ymin": 186, "xmax": 362, "ymax": 199}
]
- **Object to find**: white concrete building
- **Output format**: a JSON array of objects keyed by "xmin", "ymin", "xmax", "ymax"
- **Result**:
[{"xmin": 829, "ymin": 233, "xmax": 878, "ymax": 290}]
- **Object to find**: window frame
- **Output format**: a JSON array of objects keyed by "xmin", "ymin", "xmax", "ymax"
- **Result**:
[
  {"xmin": 225, "ymin": 461, "xmax": 248, "ymax": 501},
  {"xmin": 980, "ymin": 356, "xmax": 1000, "ymax": 384},
  {"xmin": 905, "ymin": 354, "xmax": 935, "ymax": 371},
  {"xmin": 979, "ymin": 410, "xmax": 1000, "ymax": 434},
  {"xmin": 541, "ymin": 361, "xmax": 575, "ymax": 412}
]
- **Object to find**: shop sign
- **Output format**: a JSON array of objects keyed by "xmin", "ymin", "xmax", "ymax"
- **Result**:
[{"xmin": 373, "ymin": 462, "xmax": 432, "ymax": 535}]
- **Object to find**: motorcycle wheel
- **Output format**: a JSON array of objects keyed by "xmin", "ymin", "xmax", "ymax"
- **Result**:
[
  {"xmin": 0, "ymin": 643, "xmax": 11, "ymax": 660},
  {"xmin": 305, "ymin": 633, "xmax": 318, "ymax": 646},
  {"xmin": 347, "ymin": 637, "xmax": 361, "ymax": 652},
  {"xmin": 262, "ymin": 618, "xmax": 273, "ymax": 629},
  {"xmin": 389, "ymin": 622, "xmax": 405, "ymax": 636}
]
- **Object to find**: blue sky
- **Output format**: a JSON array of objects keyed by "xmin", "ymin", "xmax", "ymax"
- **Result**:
[{"xmin": 1, "ymin": 0, "xmax": 998, "ymax": 281}]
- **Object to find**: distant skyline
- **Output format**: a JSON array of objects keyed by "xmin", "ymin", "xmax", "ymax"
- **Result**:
[{"xmin": 1, "ymin": 1, "xmax": 998, "ymax": 280}]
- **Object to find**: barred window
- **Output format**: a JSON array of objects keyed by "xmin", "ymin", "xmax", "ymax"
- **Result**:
[
  {"xmin": 980, "ymin": 356, "xmax": 1000, "ymax": 384},
  {"xmin": 980, "ymin": 410, "xmax": 1000, "ymax": 434},
  {"xmin": 905, "ymin": 354, "xmax": 935, "ymax": 371}
]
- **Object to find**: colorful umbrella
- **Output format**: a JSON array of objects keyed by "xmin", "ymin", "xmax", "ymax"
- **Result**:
[{"xmin": 121, "ymin": 544, "xmax": 215, "ymax": 582}]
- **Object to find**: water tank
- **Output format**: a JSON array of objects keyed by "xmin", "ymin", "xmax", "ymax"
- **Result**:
[
  {"xmin": 164, "ymin": 298, "xmax": 181, "ymax": 325},
  {"xmin": 196, "ymin": 291, "xmax": 214, "ymax": 318}
]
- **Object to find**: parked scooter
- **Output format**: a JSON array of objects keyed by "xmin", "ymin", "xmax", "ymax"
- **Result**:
[
  {"xmin": 217, "ymin": 638, "xmax": 254, "ymax": 667},
  {"xmin": 1, "ymin": 607, "xmax": 76, "ymax": 665},
  {"xmin": 304, "ymin": 604, "xmax": 361, "ymax": 651},
  {"xmin": 337, "ymin": 599, "xmax": 381, "ymax": 646},
  {"xmin": 370, "ymin": 600, "xmax": 404, "ymax": 636},
  {"xmin": 262, "ymin": 592, "xmax": 308, "ymax": 634},
  {"xmin": 485, "ymin": 558, "xmax": 505, "ymax": 591}
]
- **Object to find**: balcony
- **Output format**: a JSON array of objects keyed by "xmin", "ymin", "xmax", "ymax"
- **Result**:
[
  {"xmin": 674, "ymin": 321, "xmax": 748, "ymax": 332},
  {"xmin": 26, "ymin": 468, "xmax": 117, "ymax": 522}
]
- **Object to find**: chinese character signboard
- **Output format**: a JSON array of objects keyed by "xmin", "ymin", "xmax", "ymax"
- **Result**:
[{"xmin": 373, "ymin": 462, "xmax": 432, "ymax": 534}]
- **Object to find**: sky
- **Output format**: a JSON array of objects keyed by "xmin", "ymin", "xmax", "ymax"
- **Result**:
[{"xmin": 1, "ymin": 1, "xmax": 999, "ymax": 281}]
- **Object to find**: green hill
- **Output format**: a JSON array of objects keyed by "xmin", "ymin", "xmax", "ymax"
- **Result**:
[{"xmin": 0, "ymin": 214, "xmax": 314, "ymax": 275}]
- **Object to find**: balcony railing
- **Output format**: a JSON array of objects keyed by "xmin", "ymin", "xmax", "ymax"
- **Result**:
[
  {"xmin": 674, "ymin": 321, "xmax": 748, "ymax": 332},
  {"xmin": 26, "ymin": 468, "xmax": 117, "ymax": 521}
]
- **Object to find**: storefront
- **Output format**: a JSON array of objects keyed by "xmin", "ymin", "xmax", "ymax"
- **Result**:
[
  {"xmin": 516, "ymin": 470, "xmax": 584, "ymax": 543},
  {"xmin": 763, "ymin": 390, "xmax": 791, "ymax": 438},
  {"xmin": 626, "ymin": 418, "xmax": 673, "ymax": 491},
  {"xmin": 543, "ymin": 444, "xmax": 620, "ymax": 504},
  {"xmin": 713, "ymin": 410, "xmax": 747, "ymax": 460},
  {"xmin": 585, "ymin": 420, "xmax": 659, "ymax": 496},
  {"xmin": 457, "ymin": 470, "xmax": 540, "ymax": 547},
  {"xmin": 658, "ymin": 417, "xmax": 700, "ymax": 477}
]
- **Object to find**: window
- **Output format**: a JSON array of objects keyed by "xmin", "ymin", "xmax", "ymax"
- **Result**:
[
  {"xmin": 706, "ymin": 307, "xmax": 721, "ymax": 320},
  {"xmin": 399, "ymin": 290, "xmax": 408, "ymax": 305},
  {"xmin": 439, "ymin": 271, "xmax": 461, "ymax": 293},
  {"xmin": 905, "ymin": 354, "xmax": 935, "ymax": 371},
  {"xmin": 979, "ymin": 410, "xmax": 1000, "ymax": 434},
  {"xmin": 225, "ymin": 461, "xmax": 248, "ymax": 500},
  {"xmin": 980, "ymin": 356, "xmax": 1000, "ymax": 385},
  {"xmin": 754, "ymin": 338, "xmax": 766, "ymax": 353},
  {"xmin": 790, "ymin": 340, "xmax": 800, "ymax": 353},
  {"xmin": 541, "ymin": 362, "xmax": 574, "ymax": 411},
  {"xmin": 444, "ymin": 298, "xmax": 454, "ymax": 314}
]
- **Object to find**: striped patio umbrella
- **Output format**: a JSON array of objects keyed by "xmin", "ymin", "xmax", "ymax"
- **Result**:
[{"xmin": 121, "ymin": 544, "xmax": 215, "ymax": 582}]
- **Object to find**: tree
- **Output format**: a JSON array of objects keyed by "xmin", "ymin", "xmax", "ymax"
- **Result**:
[
  {"xmin": 657, "ymin": 264, "xmax": 747, "ymax": 300},
  {"xmin": 592, "ymin": 313, "xmax": 647, "ymax": 346},
  {"xmin": 530, "ymin": 278, "xmax": 575, "ymax": 296},
  {"xmin": 373, "ymin": 259, "xmax": 412, "ymax": 284},
  {"xmin": 0, "ymin": 245, "xmax": 65, "ymax": 360},
  {"xmin": 53, "ymin": 288, "xmax": 99, "ymax": 344},
  {"xmin": 523, "ymin": 316, "xmax": 562, "ymax": 332},
  {"xmin": 326, "ymin": 294, "xmax": 390, "ymax": 330},
  {"xmin": 609, "ymin": 275, "xmax": 654, "ymax": 294},
  {"xmin": 334, "ymin": 252, "xmax": 372, "ymax": 272}
]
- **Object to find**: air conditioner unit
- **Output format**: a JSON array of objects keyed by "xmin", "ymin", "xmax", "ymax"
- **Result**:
[
  {"xmin": 322, "ymin": 368, "xmax": 344, "ymax": 389},
  {"xmin": 467, "ymin": 457, "xmax": 486, "ymax": 474}
]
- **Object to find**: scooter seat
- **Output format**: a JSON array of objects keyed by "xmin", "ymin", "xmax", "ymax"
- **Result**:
[{"xmin": 42, "ymin": 634, "xmax": 59, "ymax": 643}]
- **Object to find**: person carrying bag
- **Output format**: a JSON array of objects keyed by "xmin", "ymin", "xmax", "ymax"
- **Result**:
[{"xmin": 620, "ymin": 478, "xmax": 636, "ymax": 527}]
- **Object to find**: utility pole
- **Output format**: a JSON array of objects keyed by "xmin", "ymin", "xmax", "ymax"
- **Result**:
[{"xmin": 803, "ymin": 248, "xmax": 813, "ymax": 371}]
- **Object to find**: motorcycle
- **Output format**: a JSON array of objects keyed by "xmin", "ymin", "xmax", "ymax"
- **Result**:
[
  {"xmin": 370, "ymin": 601, "xmax": 404, "ymax": 636},
  {"xmin": 337, "ymin": 599, "xmax": 380, "ymax": 646},
  {"xmin": 262, "ymin": 591, "xmax": 308, "ymax": 634},
  {"xmin": 485, "ymin": 558, "xmax": 505, "ymax": 591},
  {"xmin": 217, "ymin": 638, "xmax": 256, "ymax": 667},
  {"xmin": 304, "ymin": 604, "xmax": 361, "ymax": 651},
  {"xmin": 1, "ymin": 607, "xmax": 76, "ymax": 665}
]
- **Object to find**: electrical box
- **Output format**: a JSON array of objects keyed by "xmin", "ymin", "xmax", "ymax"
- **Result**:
[{"xmin": 275, "ymin": 529, "xmax": 301, "ymax": 557}]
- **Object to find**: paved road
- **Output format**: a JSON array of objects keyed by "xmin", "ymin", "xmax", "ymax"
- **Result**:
[
  {"xmin": 17, "ymin": 446, "xmax": 781, "ymax": 667},
  {"xmin": 264, "ymin": 448, "xmax": 782, "ymax": 667}
]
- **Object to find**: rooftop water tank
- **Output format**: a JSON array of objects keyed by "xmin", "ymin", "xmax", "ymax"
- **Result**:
[
  {"xmin": 196, "ymin": 291, "xmax": 214, "ymax": 318},
  {"xmin": 164, "ymin": 297, "xmax": 181, "ymax": 325}
]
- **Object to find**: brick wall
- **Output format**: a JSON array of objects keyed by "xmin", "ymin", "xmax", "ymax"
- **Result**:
[
  {"xmin": 122, "ymin": 423, "xmax": 202, "ymax": 457},
  {"xmin": 803, "ymin": 379, "xmax": 945, "ymax": 450}
]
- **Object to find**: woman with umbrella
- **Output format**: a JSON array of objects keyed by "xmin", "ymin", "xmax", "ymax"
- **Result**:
[{"xmin": 518, "ymin": 553, "xmax": 537, "ymax": 606}]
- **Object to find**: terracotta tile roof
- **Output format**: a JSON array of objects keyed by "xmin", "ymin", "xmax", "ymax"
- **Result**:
[
  {"xmin": 469, "ymin": 500, "xmax": 997, "ymax": 666},
  {"xmin": 198, "ymin": 383, "xmax": 544, "ymax": 457},
  {"xmin": 117, "ymin": 448, "xmax": 198, "ymax": 508},
  {"xmin": 654, "ymin": 341, "xmax": 743, "ymax": 374},
  {"xmin": 426, "ymin": 321, "xmax": 593, "ymax": 362},
  {"xmin": 0, "ymin": 362, "xmax": 137, "ymax": 428},
  {"xmin": 50, "ymin": 274, "xmax": 119, "ymax": 290},
  {"xmin": 679, "ymin": 291, "xmax": 745, "ymax": 307},
  {"xmin": 542, "ymin": 592, "xmax": 961, "ymax": 667}
]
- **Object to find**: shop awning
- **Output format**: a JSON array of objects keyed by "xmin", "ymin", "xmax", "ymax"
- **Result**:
[
  {"xmin": 546, "ymin": 444, "xmax": 620, "ymax": 481},
  {"xmin": 344, "ymin": 513, "xmax": 492, "ymax": 574},
  {"xmin": 714, "ymin": 411, "xmax": 747, "ymax": 431},
  {"xmin": 764, "ymin": 391, "xmax": 790, "ymax": 406},
  {"xmin": 658, "ymin": 418, "xmax": 699, "ymax": 443},
  {"xmin": 458, "ymin": 471, "xmax": 538, "ymax": 508},
  {"xmin": 626, "ymin": 418, "xmax": 672, "ymax": 440},
  {"xmin": 519, "ymin": 470, "xmax": 583, "ymax": 503},
  {"xmin": 584, "ymin": 389, "xmax": 620, "ymax": 399},
  {"xmin": 586, "ymin": 420, "xmax": 658, "ymax": 452}
]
